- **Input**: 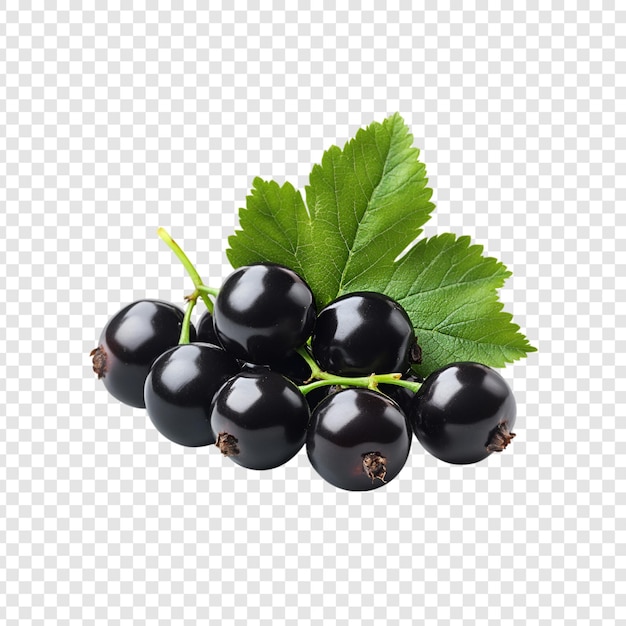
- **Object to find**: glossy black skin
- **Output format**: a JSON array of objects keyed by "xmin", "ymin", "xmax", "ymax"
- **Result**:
[
  {"xmin": 213, "ymin": 263, "xmax": 316, "ymax": 365},
  {"xmin": 93, "ymin": 299, "xmax": 196, "ymax": 408},
  {"xmin": 379, "ymin": 373, "xmax": 424, "ymax": 415},
  {"xmin": 209, "ymin": 370, "xmax": 310, "ymax": 470},
  {"xmin": 144, "ymin": 343, "xmax": 240, "ymax": 447},
  {"xmin": 409, "ymin": 362, "xmax": 517, "ymax": 465},
  {"xmin": 196, "ymin": 310, "xmax": 219, "ymax": 345},
  {"xmin": 239, "ymin": 358, "xmax": 332, "ymax": 412},
  {"xmin": 311, "ymin": 291, "xmax": 417, "ymax": 376},
  {"xmin": 306, "ymin": 388, "xmax": 412, "ymax": 491}
]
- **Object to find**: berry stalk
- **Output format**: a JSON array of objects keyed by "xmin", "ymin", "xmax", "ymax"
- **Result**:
[
  {"xmin": 179, "ymin": 298, "xmax": 196, "ymax": 345},
  {"xmin": 195, "ymin": 284, "xmax": 221, "ymax": 298},
  {"xmin": 295, "ymin": 347, "xmax": 421, "ymax": 395},
  {"xmin": 157, "ymin": 227, "xmax": 215, "ymax": 312}
]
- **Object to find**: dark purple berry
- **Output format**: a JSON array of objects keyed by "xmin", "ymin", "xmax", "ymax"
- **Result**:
[
  {"xmin": 90, "ymin": 299, "xmax": 196, "ymax": 408},
  {"xmin": 306, "ymin": 388, "xmax": 412, "ymax": 491},
  {"xmin": 213, "ymin": 263, "xmax": 316, "ymax": 364},
  {"xmin": 144, "ymin": 343, "xmax": 240, "ymax": 447},
  {"xmin": 311, "ymin": 291, "xmax": 418, "ymax": 376},
  {"xmin": 210, "ymin": 370, "xmax": 310, "ymax": 470},
  {"xmin": 408, "ymin": 362, "xmax": 516, "ymax": 465}
]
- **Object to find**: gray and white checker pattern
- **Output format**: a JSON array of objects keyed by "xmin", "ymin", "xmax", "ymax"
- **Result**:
[{"xmin": 1, "ymin": 2, "xmax": 623, "ymax": 624}]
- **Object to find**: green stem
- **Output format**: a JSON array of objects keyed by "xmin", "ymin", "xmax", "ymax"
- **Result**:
[
  {"xmin": 179, "ymin": 298, "xmax": 196, "ymax": 344},
  {"xmin": 298, "ymin": 371, "xmax": 421, "ymax": 395},
  {"xmin": 295, "ymin": 346, "xmax": 422, "ymax": 395},
  {"xmin": 297, "ymin": 379, "xmax": 340, "ymax": 394},
  {"xmin": 196, "ymin": 284, "xmax": 221, "ymax": 298},
  {"xmin": 296, "ymin": 346, "xmax": 322, "ymax": 379},
  {"xmin": 375, "ymin": 376, "xmax": 422, "ymax": 393},
  {"xmin": 157, "ymin": 227, "xmax": 214, "ymax": 312}
]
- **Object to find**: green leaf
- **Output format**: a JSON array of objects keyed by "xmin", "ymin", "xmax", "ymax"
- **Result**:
[
  {"xmin": 226, "ymin": 113, "xmax": 435, "ymax": 309},
  {"xmin": 225, "ymin": 113, "xmax": 536, "ymax": 373},
  {"xmin": 226, "ymin": 177, "xmax": 313, "ymax": 280},
  {"xmin": 355, "ymin": 233, "xmax": 537, "ymax": 376},
  {"xmin": 305, "ymin": 112, "xmax": 434, "ymax": 305}
]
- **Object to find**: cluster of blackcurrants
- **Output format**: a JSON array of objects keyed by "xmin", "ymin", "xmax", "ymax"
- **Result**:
[{"xmin": 91, "ymin": 263, "xmax": 516, "ymax": 491}]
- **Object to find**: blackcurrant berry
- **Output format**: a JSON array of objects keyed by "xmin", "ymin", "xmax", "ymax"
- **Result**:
[
  {"xmin": 311, "ymin": 291, "xmax": 419, "ymax": 377},
  {"xmin": 144, "ymin": 343, "xmax": 240, "ymax": 447},
  {"xmin": 213, "ymin": 263, "xmax": 316, "ymax": 364},
  {"xmin": 306, "ymin": 388, "xmax": 412, "ymax": 491},
  {"xmin": 196, "ymin": 309, "xmax": 219, "ymax": 346},
  {"xmin": 408, "ymin": 362, "xmax": 517, "ymax": 465},
  {"xmin": 210, "ymin": 370, "xmax": 310, "ymax": 470},
  {"xmin": 90, "ymin": 299, "xmax": 196, "ymax": 408}
]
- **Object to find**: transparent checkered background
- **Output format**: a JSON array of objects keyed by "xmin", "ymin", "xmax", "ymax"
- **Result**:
[{"xmin": 1, "ymin": 2, "xmax": 624, "ymax": 624}]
